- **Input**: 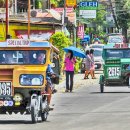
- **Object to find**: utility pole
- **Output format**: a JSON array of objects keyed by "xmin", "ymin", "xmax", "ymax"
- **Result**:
[
  {"xmin": 28, "ymin": 0, "xmax": 31, "ymax": 39},
  {"xmin": 48, "ymin": 0, "xmax": 50, "ymax": 9},
  {"xmin": 109, "ymin": 0, "xmax": 119, "ymax": 30},
  {"xmin": 6, "ymin": 0, "xmax": 9, "ymax": 40},
  {"xmin": 15, "ymin": 0, "xmax": 17, "ymax": 15}
]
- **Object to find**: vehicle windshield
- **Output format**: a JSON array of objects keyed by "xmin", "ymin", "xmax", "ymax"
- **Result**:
[
  {"xmin": 0, "ymin": 50, "xmax": 46, "ymax": 65},
  {"xmin": 105, "ymin": 49, "xmax": 130, "ymax": 59},
  {"xmin": 91, "ymin": 45, "xmax": 104, "ymax": 49},
  {"xmin": 108, "ymin": 36, "xmax": 123, "ymax": 43},
  {"xmin": 94, "ymin": 50, "xmax": 102, "ymax": 57}
]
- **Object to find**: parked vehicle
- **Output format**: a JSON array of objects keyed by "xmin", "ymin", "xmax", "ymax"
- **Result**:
[
  {"xmin": 93, "ymin": 49, "xmax": 104, "ymax": 70},
  {"xmin": 107, "ymin": 33, "xmax": 126, "ymax": 44},
  {"xmin": 90, "ymin": 44, "xmax": 104, "ymax": 50},
  {"xmin": 0, "ymin": 40, "xmax": 60, "ymax": 123},
  {"xmin": 99, "ymin": 43, "xmax": 130, "ymax": 93}
]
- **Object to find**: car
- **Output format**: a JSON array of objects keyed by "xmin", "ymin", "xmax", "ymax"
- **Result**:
[
  {"xmin": 89, "ymin": 44, "xmax": 104, "ymax": 50},
  {"xmin": 93, "ymin": 48, "xmax": 104, "ymax": 70},
  {"xmin": 107, "ymin": 33, "xmax": 126, "ymax": 44},
  {"xmin": 81, "ymin": 48, "xmax": 103, "ymax": 73}
]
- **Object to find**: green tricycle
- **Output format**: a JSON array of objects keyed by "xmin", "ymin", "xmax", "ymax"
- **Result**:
[{"xmin": 99, "ymin": 43, "xmax": 130, "ymax": 93}]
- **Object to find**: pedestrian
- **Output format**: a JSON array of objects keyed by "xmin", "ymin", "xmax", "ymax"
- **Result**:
[
  {"xmin": 90, "ymin": 49, "xmax": 96, "ymax": 79},
  {"xmin": 84, "ymin": 50, "xmax": 93, "ymax": 79},
  {"xmin": 93, "ymin": 35, "xmax": 100, "ymax": 44},
  {"xmin": 64, "ymin": 50, "xmax": 76, "ymax": 92}
]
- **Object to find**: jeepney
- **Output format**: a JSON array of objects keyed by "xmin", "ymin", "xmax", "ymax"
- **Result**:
[
  {"xmin": 99, "ymin": 43, "xmax": 130, "ymax": 93},
  {"xmin": 0, "ymin": 39, "xmax": 59, "ymax": 123}
]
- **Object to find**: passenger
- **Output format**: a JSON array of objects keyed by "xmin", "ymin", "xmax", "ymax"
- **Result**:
[
  {"xmin": 21, "ymin": 51, "xmax": 30, "ymax": 64},
  {"xmin": 34, "ymin": 51, "xmax": 46, "ymax": 64},
  {"xmin": 5, "ymin": 51, "xmax": 15, "ymax": 63}
]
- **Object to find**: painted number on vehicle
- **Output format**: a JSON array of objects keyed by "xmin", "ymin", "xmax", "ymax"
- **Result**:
[
  {"xmin": 108, "ymin": 67, "xmax": 120, "ymax": 78},
  {"xmin": 0, "ymin": 82, "xmax": 12, "ymax": 96}
]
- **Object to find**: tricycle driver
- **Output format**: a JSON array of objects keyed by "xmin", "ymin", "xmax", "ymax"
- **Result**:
[{"xmin": 35, "ymin": 51, "xmax": 56, "ymax": 108}]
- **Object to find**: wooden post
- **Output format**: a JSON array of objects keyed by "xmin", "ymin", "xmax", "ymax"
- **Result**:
[
  {"xmin": 6, "ymin": 0, "xmax": 9, "ymax": 39},
  {"xmin": 28, "ymin": 0, "xmax": 31, "ymax": 39}
]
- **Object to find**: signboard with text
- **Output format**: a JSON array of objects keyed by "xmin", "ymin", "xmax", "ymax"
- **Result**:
[
  {"xmin": 7, "ymin": 39, "xmax": 30, "ymax": 47},
  {"xmin": 77, "ymin": 25, "xmax": 84, "ymax": 39},
  {"xmin": 80, "ymin": 10, "xmax": 96, "ymax": 18},
  {"xmin": 79, "ymin": 1, "xmax": 98, "ymax": 10},
  {"xmin": 79, "ymin": 1, "xmax": 98, "ymax": 18},
  {"xmin": 66, "ymin": 0, "xmax": 76, "ymax": 7}
]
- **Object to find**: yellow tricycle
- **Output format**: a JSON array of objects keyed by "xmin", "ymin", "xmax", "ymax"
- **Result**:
[{"xmin": 0, "ymin": 39, "xmax": 59, "ymax": 123}]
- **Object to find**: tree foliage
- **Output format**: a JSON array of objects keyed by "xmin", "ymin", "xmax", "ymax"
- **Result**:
[
  {"xmin": 50, "ymin": 32, "xmax": 72, "ymax": 71},
  {"xmin": 114, "ymin": 0, "xmax": 130, "ymax": 39},
  {"xmin": 50, "ymin": 32, "xmax": 72, "ymax": 57},
  {"xmin": 50, "ymin": 0, "xmax": 64, "ymax": 7},
  {"xmin": 0, "ymin": 0, "xmax": 12, "ymax": 8},
  {"xmin": 51, "ymin": 32, "xmax": 71, "ymax": 51}
]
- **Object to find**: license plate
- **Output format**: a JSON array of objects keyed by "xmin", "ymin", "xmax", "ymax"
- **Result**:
[{"xmin": 0, "ymin": 82, "xmax": 12, "ymax": 96}]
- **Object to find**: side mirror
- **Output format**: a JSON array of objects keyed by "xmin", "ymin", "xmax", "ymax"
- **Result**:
[{"xmin": 50, "ymin": 63, "xmax": 55, "ymax": 68}]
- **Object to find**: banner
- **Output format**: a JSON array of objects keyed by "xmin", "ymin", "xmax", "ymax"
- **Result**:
[
  {"xmin": 80, "ymin": 10, "xmax": 96, "ymax": 18},
  {"xmin": 79, "ymin": 1, "xmax": 98, "ymax": 19},
  {"xmin": 66, "ymin": 0, "xmax": 76, "ymax": 7},
  {"xmin": 15, "ymin": 30, "xmax": 54, "ymax": 40},
  {"xmin": 79, "ymin": 1, "xmax": 98, "ymax": 10},
  {"xmin": 77, "ymin": 25, "xmax": 84, "ymax": 39}
]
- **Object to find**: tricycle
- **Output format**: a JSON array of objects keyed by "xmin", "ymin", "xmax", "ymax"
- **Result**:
[
  {"xmin": 0, "ymin": 39, "xmax": 59, "ymax": 123},
  {"xmin": 99, "ymin": 43, "xmax": 130, "ymax": 93}
]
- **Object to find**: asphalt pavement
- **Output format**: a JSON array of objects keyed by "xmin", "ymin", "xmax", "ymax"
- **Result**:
[{"xmin": 1, "ymin": 74, "xmax": 130, "ymax": 130}]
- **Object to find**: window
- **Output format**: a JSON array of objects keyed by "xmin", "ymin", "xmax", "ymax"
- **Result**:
[
  {"xmin": 0, "ymin": 50, "xmax": 46, "ymax": 65},
  {"xmin": 93, "ymin": 50, "xmax": 102, "ymax": 57},
  {"xmin": 105, "ymin": 49, "xmax": 130, "ymax": 58}
]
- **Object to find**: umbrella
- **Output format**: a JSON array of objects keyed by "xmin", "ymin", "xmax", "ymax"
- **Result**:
[{"xmin": 63, "ymin": 46, "xmax": 86, "ymax": 58}]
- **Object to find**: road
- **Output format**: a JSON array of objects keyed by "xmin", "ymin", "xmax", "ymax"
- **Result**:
[{"xmin": 1, "ymin": 74, "xmax": 130, "ymax": 130}]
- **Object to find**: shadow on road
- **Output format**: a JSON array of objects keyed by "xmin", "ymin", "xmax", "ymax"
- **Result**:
[
  {"xmin": 0, "ymin": 120, "xmax": 32, "ymax": 124},
  {"xmin": 0, "ymin": 120, "xmax": 50, "ymax": 125},
  {"xmin": 90, "ymin": 92, "xmax": 130, "ymax": 94}
]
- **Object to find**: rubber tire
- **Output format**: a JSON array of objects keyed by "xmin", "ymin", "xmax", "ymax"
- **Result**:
[
  {"xmin": 31, "ymin": 98, "xmax": 38, "ymax": 124},
  {"xmin": 100, "ymin": 84, "xmax": 104, "ymax": 93},
  {"xmin": 41, "ymin": 112, "xmax": 48, "ymax": 121}
]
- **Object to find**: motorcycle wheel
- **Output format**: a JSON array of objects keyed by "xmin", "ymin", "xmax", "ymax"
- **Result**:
[
  {"xmin": 31, "ymin": 98, "xmax": 39, "ymax": 124},
  {"xmin": 41, "ymin": 99, "xmax": 48, "ymax": 122},
  {"xmin": 41, "ymin": 112, "xmax": 48, "ymax": 121}
]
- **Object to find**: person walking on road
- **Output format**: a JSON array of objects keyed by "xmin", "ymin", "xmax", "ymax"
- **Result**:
[
  {"xmin": 84, "ymin": 50, "xmax": 93, "ymax": 79},
  {"xmin": 90, "ymin": 49, "xmax": 96, "ymax": 79},
  {"xmin": 64, "ymin": 50, "xmax": 76, "ymax": 92}
]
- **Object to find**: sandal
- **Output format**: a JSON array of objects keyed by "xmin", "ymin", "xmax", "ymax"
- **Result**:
[{"xmin": 65, "ymin": 89, "xmax": 69, "ymax": 92}]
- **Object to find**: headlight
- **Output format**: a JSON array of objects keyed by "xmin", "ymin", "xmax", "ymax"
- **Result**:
[{"xmin": 20, "ymin": 74, "xmax": 44, "ymax": 86}]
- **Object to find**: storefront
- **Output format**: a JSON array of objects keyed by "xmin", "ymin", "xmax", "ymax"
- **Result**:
[{"xmin": 0, "ymin": 21, "xmax": 61, "ymax": 41}]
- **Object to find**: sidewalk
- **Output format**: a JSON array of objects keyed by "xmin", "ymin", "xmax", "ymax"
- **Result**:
[{"xmin": 55, "ymin": 73, "xmax": 100, "ymax": 92}]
